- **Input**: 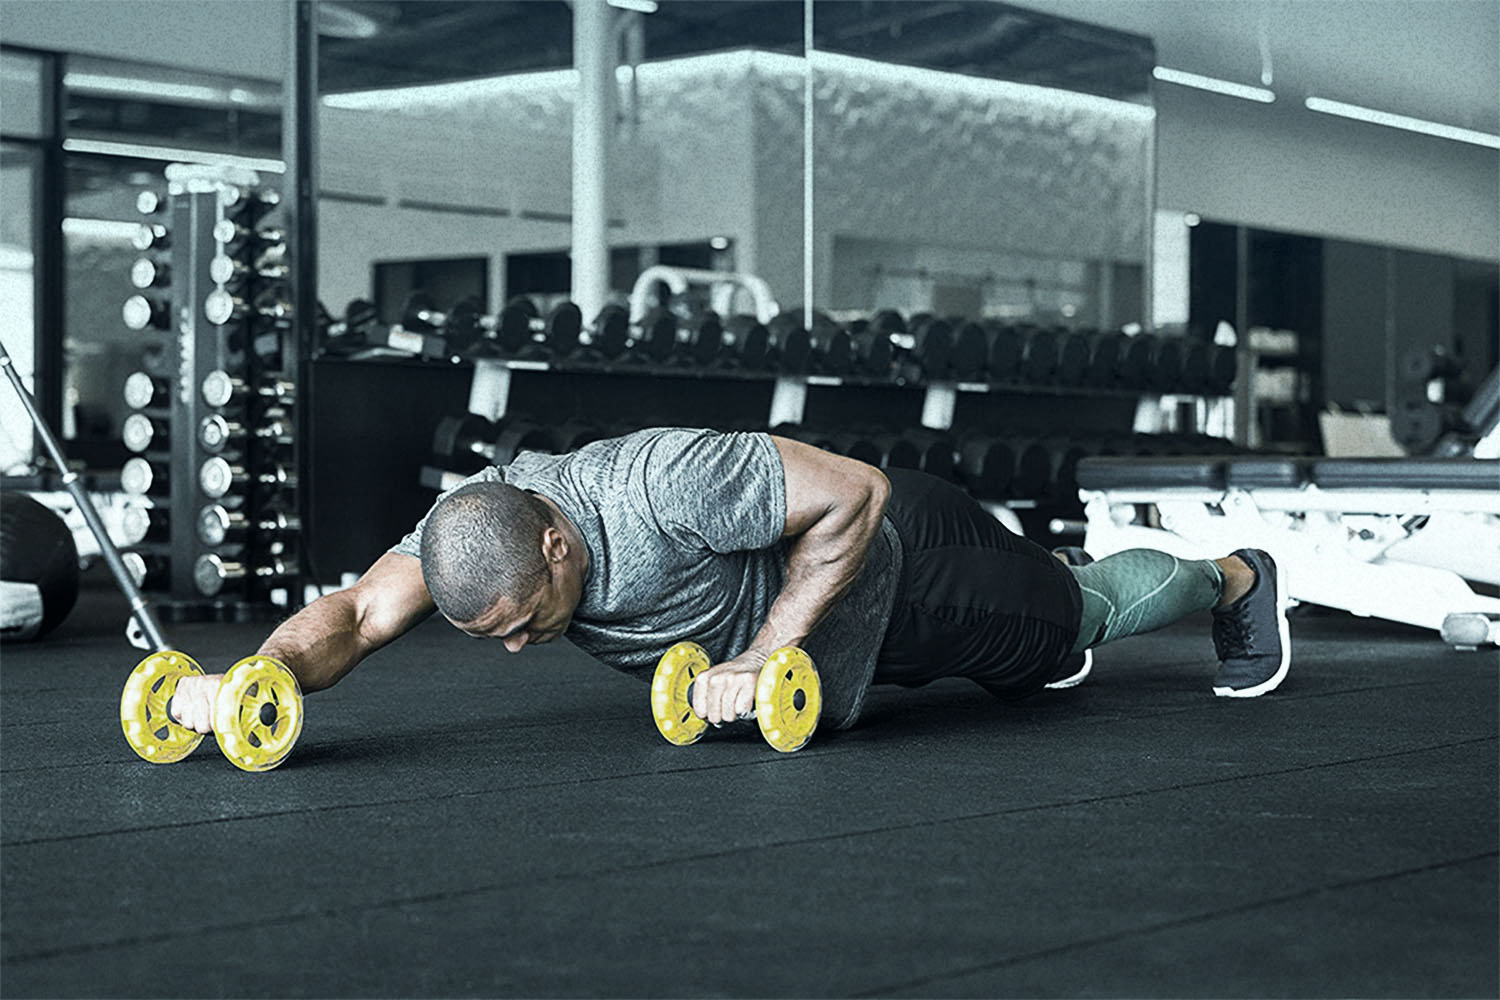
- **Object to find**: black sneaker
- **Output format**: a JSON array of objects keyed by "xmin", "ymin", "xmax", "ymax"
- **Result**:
[
  {"xmin": 1047, "ymin": 546, "xmax": 1095, "ymax": 689},
  {"xmin": 1211, "ymin": 548, "xmax": 1291, "ymax": 697}
]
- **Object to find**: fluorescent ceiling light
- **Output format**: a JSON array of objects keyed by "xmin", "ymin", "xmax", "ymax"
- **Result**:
[
  {"xmin": 607, "ymin": 0, "xmax": 658, "ymax": 11},
  {"xmin": 1305, "ymin": 96, "xmax": 1500, "ymax": 150},
  {"xmin": 65, "ymin": 72, "xmax": 279, "ymax": 109},
  {"xmin": 1153, "ymin": 66, "xmax": 1274, "ymax": 104},
  {"xmin": 63, "ymin": 138, "xmax": 285, "ymax": 174}
]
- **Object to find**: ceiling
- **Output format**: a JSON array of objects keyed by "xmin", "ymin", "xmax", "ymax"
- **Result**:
[
  {"xmin": 317, "ymin": 0, "xmax": 1498, "ymax": 136},
  {"xmin": 317, "ymin": 1, "xmax": 1156, "ymax": 101}
]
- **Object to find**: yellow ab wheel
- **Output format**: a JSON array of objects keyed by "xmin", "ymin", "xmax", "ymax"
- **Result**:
[
  {"xmin": 213, "ymin": 655, "xmax": 304, "ymax": 772},
  {"xmin": 651, "ymin": 642, "xmax": 711, "ymax": 746},
  {"xmin": 755, "ymin": 646, "xmax": 821, "ymax": 753},
  {"xmin": 120, "ymin": 649, "xmax": 207, "ymax": 764}
]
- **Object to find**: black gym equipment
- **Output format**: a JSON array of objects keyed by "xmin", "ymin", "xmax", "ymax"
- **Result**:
[
  {"xmin": 0, "ymin": 492, "xmax": 80, "ymax": 641},
  {"xmin": 1, "ymin": 337, "xmax": 169, "ymax": 649}
]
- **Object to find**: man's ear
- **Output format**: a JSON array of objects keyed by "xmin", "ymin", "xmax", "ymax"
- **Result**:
[{"xmin": 541, "ymin": 525, "xmax": 568, "ymax": 564}]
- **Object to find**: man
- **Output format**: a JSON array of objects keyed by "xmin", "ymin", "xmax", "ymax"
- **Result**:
[{"xmin": 168, "ymin": 427, "xmax": 1290, "ymax": 735}]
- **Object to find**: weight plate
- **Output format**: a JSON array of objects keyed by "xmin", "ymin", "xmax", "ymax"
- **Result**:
[
  {"xmin": 120, "ymin": 650, "xmax": 207, "ymax": 764},
  {"xmin": 755, "ymin": 647, "xmax": 821, "ymax": 753},
  {"xmin": 213, "ymin": 655, "xmax": 304, "ymax": 772},
  {"xmin": 651, "ymin": 642, "xmax": 710, "ymax": 746}
]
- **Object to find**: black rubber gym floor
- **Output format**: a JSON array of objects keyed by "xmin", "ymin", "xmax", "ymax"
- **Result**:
[{"xmin": 3, "ymin": 573, "xmax": 1496, "ymax": 998}]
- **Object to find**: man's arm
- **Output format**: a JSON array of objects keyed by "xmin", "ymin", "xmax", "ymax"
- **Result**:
[
  {"xmin": 170, "ymin": 551, "xmax": 435, "ymax": 732},
  {"xmin": 692, "ymin": 435, "xmax": 890, "ymax": 724}
]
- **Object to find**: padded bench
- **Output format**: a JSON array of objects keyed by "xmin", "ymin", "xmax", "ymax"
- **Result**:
[
  {"xmin": 1077, "ymin": 456, "xmax": 1497, "ymax": 492},
  {"xmin": 1073, "ymin": 455, "xmax": 1500, "ymax": 642}
]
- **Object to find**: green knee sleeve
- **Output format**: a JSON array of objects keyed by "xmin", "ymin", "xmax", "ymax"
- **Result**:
[{"xmin": 1070, "ymin": 549, "xmax": 1224, "ymax": 654}]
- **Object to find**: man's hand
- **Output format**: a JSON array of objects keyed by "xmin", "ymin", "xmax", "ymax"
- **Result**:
[
  {"xmin": 691, "ymin": 649, "xmax": 769, "ymax": 725},
  {"xmin": 169, "ymin": 673, "xmax": 224, "ymax": 734}
]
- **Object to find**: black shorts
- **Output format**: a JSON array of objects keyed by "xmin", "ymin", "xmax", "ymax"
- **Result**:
[{"xmin": 875, "ymin": 468, "xmax": 1083, "ymax": 697}]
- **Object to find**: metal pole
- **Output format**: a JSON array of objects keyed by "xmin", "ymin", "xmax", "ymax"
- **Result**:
[
  {"xmin": 287, "ymin": 0, "xmax": 319, "ymax": 602},
  {"xmin": 0, "ymin": 339, "xmax": 169, "ymax": 652},
  {"xmin": 803, "ymin": 0, "xmax": 814, "ymax": 324},
  {"xmin": 572, "ymin": 0, "xmax": 612, "ymax": 322}
]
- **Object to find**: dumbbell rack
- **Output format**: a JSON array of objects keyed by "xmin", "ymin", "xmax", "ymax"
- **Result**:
[{"xmin": 119, "ymin": 165, "xmax": 303, "ymax": 623}]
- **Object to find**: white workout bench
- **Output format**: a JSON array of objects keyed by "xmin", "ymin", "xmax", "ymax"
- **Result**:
[{"xmin": 1076, "ymin": 456, "xmax": 1500, "ymax": 649}]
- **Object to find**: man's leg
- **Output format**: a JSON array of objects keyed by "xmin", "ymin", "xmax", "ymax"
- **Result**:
[{"xmin": 1068, "ymin": 547, "xmax": 1290, "ymax": 696}]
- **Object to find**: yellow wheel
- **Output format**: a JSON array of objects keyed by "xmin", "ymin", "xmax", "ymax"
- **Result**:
[
  {"xmin": 212, "ymin": 655, "xmax": 303, "ymax": 772},
  {"xmin": 120, "ymin": 650, "xmax": 207, "ymax": 764},
  {"xmin": 755, "ymin": 647, "xmax": 821, "ymax": 753},
  {"xmin": 651, "ymin": 642, "xmax": 710, "ymax": 746}
]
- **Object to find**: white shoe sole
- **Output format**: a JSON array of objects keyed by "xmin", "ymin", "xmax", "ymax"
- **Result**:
[
  {"xmin": 1213, "ymin": 553, "xmax": 1292, "ymax": 698},
  {"xmin": 1046, "ymin": 648, "xmax": 1092, "ymax": 690}
]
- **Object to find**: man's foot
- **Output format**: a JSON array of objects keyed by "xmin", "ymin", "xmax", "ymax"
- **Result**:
[
  {"xmin": 1047, "ymin": 546, "xmax": 1094, "ymax": 689},
  {"xmin": 1211, "ymin": 548, "xmax": 1291, "ymax": 697}
]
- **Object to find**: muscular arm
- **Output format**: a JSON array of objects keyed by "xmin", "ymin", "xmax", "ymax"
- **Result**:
[
  {"xmin": 693, "ymin": 435, "xmax": 890, "ymax": 723},
  {"xmin": 171, "ymin": 551, "xmax": 434, "ymax": 732},
  {"xmin": 258, "ymin": 551, "xmax": 435, "ymax": 693}
]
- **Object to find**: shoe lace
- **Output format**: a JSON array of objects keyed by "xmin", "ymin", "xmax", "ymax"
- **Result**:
[{"xmin": 1213, "ymin": 611, "xmax": 1253, "ymax": 655}]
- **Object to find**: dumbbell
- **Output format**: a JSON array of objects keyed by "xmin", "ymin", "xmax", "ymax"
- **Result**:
[
  {"xmin": 198, "ymin": 410, "xmax": 293, "ymax": 455},
  {"xmin": 121, "ymin": 505, "xmax": 169, "ymax": 546},
  {"xmin": 959, "ymin": 436, "xmax": 1017, "ymax": 499},
  {"xmin": 120, "ymin": 649, "xmax": 303, "ymax": 772},
  {"xmin": 132, "ymin": 223, "xmax": 170, "ymax": 253},
  {"xmin": 650, "ymin": 641, "xmax": 821, "ymax": 753},
  {"xmin": 831, "ymin": 431, "xmax": 882, "ymax": 467},
  {"xmin": 795, "ymin": 309, "xmax": 852, "ymax": 376},
  {"xmin": 197, "ymin": 504, "xmax": 300, "ymax": 547},
  {"xmin": 323, "ymin": 298, "xmax": 383, "ymax": 355},
  {"xmin": 722, "ymin": 315, "xmax": 772, "ymax": 370},
  {"xmin": 1178, "ymin": 339, "xmax": 1211, "ymax": 393},
  {"xmin": 681, "ymin": 311, "xmax": 725, "ymax": 367},
  {"xmin": 209, "ymin": 250, "xmax": 288, "ymax": 288},
  {"xmin": 497, "ymin": 298, "xmax": 584, "ymax": 359},
  {"xmin": 205, "ymin": 287, "xmax": 293, "ymax": 327},
  {"xmin": 130, "ymin": 256, "xmax": 170, "ymax": 291},
  {"xmin": 194, "ymin": 553, "xmax": 298, "ymax": 598},
  {"xmin": 852, "ymin": 311, "xmax": 900, "ymax": 377},
  {"xmin": 124, "ymin": 372, "xmax": 171, "ymax": 411},
  {"xmin": 909, "ymin": 430, "xmax": 958, "ymax": 481},
  {"xmin": 1116, "ymin": 333, "xmax": 1154, "ymax": 389},
  {"xmin": 121, "ymin": 551, "xmax": 170, "ymax": 590},
  {"xmin": 198, "ymin": 457, "xmax": 296, "ymax": 501},
  {"xmin": 212, "ymin": 218, "xmax": 285, "ymax": 254},
  {"xmin": 555, "ymin": 420, "xmax": 607, "ymax": 453},
  {"xmin": 950, "ymin": 321, "xmax": 989, "ymax": 381},
  {"xmin": 123, "ymin": 293, "xmax": 170, "ymax": 332},
  {"xmin": 217, "ymin": 184, "xmax": 281, "ymax": 225},
  {"xmin": 1009, "ymin": 437, "xmax": 1054, "ymax": 498},
  {"xmin": 982, "ymin": 321, "xmax": 1021, "ymax": 382},
  {"xmin": 903, "ymin": 315, "xmax": 954, "ymax": 380},
  {"xmin": 201, "ymin": 370, "xmax": 295, "ymax": 410},
  {"xmin": 878, "ymin": 433, "xmax": 922, "ymax": 470},
  {"xmin": 1206, "ymin": 344, "xmax": 1237, "ymax": 394},
  {"xmin": 1018, "ymin": 327, "xmax": 1059, "ymax": 383},
  {"xmin": 1391, "ymin": 398, "xmax": 1467, "ymax": 453},
  {"xmin": 122, "ymin": 412, "xmax": 168, "ymax": 454},
  {"xmin": 432, "ymin": 414, "xmax": 500, "ymax": 471},
  {"xmin": 121, "ymin": 456, "xmax": 170, "ymax": 497},
  {"xmin": 1083, "ymin": 330, "xmax": 1124, "ymax": 387},
  {"xmin": 766, "ymin": 313, "xmax": 814, "ymax": 374},
  {"xmin": 1145, "ymin": 336, "xmax": 1185, "ymax": 392},
  {"xmin": 1054, "ymin": 330, "xmax": 1090, "ymax": 386}
]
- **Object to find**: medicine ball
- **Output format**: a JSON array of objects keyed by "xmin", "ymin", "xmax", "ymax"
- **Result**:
[{"xmin": 1, "ymin": 492, "xmax": 80, "ymax": 641}]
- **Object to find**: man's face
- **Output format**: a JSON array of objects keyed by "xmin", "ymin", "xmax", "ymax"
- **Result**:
[{"xmin": 452, "ymin": 566, "xmax": 579, "ymax": 653}]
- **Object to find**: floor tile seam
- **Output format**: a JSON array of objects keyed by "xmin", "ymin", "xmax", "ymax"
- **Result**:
[
  {"xmin": 0, "ymin": 744, "xmax": 871, "ymax": 846},
  {"xmin": 7, "ymin": 831, "xmax": 1496, "ymax": 970},
  {"xmin": 851, "ymin": 849, "xmax": 1500, "ymax": 997},
  {"xmin": 3, "ymin": 735, "xmax": 1491, "ymax": 848}
]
